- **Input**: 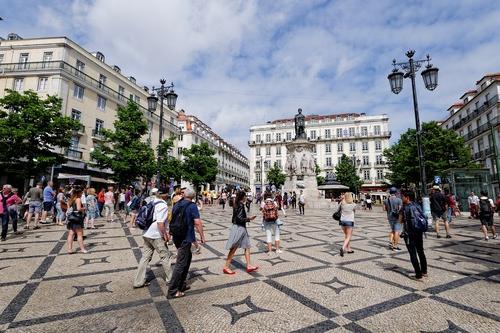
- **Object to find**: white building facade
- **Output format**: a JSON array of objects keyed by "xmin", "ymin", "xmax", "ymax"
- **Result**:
[
  {"xmin": 248, "ymin": 112, "xmax": 391, "ymax": 194},
  {"xmin": 0, "ymin": 33, "xmax": 180, "ymax": 187},
  {"xmin": 440, "ymin": 73, "xmax": 500, "ymax": 195},
  {"xmin": 177, "ymin": 110, "xmax": 250, "ymax": 192}
]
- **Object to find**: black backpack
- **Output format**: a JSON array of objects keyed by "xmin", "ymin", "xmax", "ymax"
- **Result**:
[
  {"xmin": 136, "ymin": 201, "xmax": 161, "ymax": 230},
  {"xmin": 169, "ymin": 202, "xmax": 193, "ymax": 241},
  {"xmin": 479, "ymin": 199, "xmax": 492, "ymax": 218}
]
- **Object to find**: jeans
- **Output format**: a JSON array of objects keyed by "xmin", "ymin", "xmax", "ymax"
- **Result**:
[
  {"xmin": 9, "ymin": 207, "xmax": 19, "ymax": 232},
  {"xmin": 1, "ymin": 213, "xmax": 9, "ymax": 239},
  {"xmin": 264, "ymin": 221, "xmax": 280, "ymax": 243},
  {"xmin": 55, "ymin": 203, "xmax": 66, "ymax": 221},
  {"xmin": 168, "ymin": 241, "xmax": 193, "ymax": 296},
  {"xmin": 103, "ymin": 203, "xmax": 114, "ymax": 220},
  {"xmin": 403, "ymin": 231, "xmax": 427, "ymax": 279},
  {"xmin": 299, "ymin": 203, "xmax": 305, "ymax": 215},
  {"xmin": 133, "ymin": 237, "xmax": 172, "ymax": 287}
]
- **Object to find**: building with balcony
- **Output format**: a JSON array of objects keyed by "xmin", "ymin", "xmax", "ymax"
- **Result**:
[
  {"xmin": 440, "ymin": 73, "xmax": 500, "ymax": 196},
  {"xmin": 177, "ymin": 110, "xmax": 249, "ymax": 191},
  {"xmin": 248, "ymin": 112, "xmax": 391, "ymax": 194},
  {"xmin": 0, "ymin": 33, "xmax": 180, "ymax": 187}
]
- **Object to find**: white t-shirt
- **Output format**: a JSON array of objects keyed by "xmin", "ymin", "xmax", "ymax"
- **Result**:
[
  {"xmin": 299, "ymin": 194, "xmax": 305, "ymax": 204},
  {"xmin": 119, "ymin": 193, "xmax": 125, "ymax": 203},
  {"xmin": 143, "ymin": 198, "xmax": 168, "ymax": 239}
]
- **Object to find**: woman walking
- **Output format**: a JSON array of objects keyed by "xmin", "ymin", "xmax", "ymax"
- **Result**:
[
  {"xmin": 55, "ymin": 188, "xmax": 66, "ymax": 226},
  {"xmin": 86, "ymin": 188, "xmax": 99, "ymax": 229},
  {"xmin": 339, "ymin": 192, "xmax": 357, "ymax": 257},
  {"xmin": 220, "ymin": 191, "xmax": 227, "ymax": 210},
  {"xmin": 261, "ymin": 198, "xmax": 282, "ymax": 254},
  {"xmin": 66, "ymin": 187, "xmax": 88, "ymax": 254},
  {"xmin": 223, "ymin": 191, "xmax": 258, "ymax": 275}
]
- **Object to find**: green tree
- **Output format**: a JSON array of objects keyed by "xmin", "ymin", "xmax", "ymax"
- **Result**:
[
  {"xmin": 158, "ymin": 137, "xmax": 183, "ymax": 182},
  {"xmin": 315, "ymin": 163, "xmax": 325, "ymax": 185},
  {"xmin": 181, "ymin": 142, "xmax": 218, "ymax": 192},
  {"xmin": 91, "ymin": 100, "xmax": 156, "ymax": 185},
  {"xmin": 383, "ymin": 121, "xmax": 478, "ymax": 187},
  {"xmin": 0, "ymin": 90, "xmax": 79, "ymax": 182},
  {"xmin": 267, "ymin": 162, "xmax": 286, "ymax": 187},
  {"xmin": 335, "ymin": 154, "xmax": 363, "ymax": 192}
]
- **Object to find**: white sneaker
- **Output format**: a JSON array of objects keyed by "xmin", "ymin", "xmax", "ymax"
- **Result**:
[{"xmin": 276, "ymin": 249, "xmax": 283, "ymax": 254}]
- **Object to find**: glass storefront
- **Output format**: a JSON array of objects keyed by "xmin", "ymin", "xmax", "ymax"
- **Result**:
[{"xmin": 443, "ymin": 169, "xmax": 492, "ymax": 212}]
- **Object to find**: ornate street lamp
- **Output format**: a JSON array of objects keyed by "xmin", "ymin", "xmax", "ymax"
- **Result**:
[
  {"xmin": 147, "ymin": 79, "xmax": 178, "ymax": 187},
  {"xmin": 388, "ymin": 50, "xmax": 439, "ymax": 201}
]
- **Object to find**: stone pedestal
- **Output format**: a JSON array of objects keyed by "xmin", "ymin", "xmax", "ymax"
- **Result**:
[{"xmin": 283, "ymin": 139, "xmax": 319, "ymax": 208}]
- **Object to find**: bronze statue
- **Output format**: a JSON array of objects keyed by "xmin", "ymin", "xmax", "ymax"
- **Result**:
[{"xmin": 294, "ymin": 108, "xmax": 306, "ymax": 139}]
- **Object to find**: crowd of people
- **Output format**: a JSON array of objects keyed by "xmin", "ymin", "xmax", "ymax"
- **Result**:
[{"xmin": 1, "ymin": 180, "xmax": 498, "ymax": 292}]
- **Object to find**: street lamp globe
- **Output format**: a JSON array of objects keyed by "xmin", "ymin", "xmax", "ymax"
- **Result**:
[
  {"xmin": 165, "ymin": 90, "xmax": 178, "ymax": 110},
  {"xmin": 388, "ymin": 69, "xmax": 404, "ymax": 94},
  {"xmin": 421, "ymin": 65, "xmax": 439, "ymax": 91},
  {"xmin": 147, "ymin": 93, "xmax": 158, "ymax": 112}
]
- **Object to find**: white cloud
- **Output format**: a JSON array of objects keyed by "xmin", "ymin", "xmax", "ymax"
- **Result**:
[{"xmin": 3, "ymin": 0, "xmax": 500, "ymax": 155}]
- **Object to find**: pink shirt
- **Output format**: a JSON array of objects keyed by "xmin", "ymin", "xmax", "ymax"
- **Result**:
[
  {"xmin": 7, "ymin": 194, "xmax": 21, "ymax": 207},
  {"xmin": 104, "ymin": 192, "xmax": 114, "ymax": 205}
]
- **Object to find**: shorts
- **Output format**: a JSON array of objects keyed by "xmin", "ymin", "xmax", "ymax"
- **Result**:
[
  {"xmin": 43, "ymin": 201, "xmax": 53, "ymax": 212},
  {"xmin": 431, "ymin": 212, "xmax": 446, "ymax": 221},
  {"xmin": 480, "ymin": 216, "xmax": 494, "ymax": 227},
  {"xmin": 29, "ymin": 201, "xmax": 42, "ymax": 214},
  {"xmin": 389, "ymin": 220, "xmax": 402, "ymax": 232},
  {"xmin": 340, "ymin": 220, "xmax": 354, "ymax": 228}
]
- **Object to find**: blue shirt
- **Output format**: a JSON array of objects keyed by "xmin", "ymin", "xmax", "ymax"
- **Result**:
[
  {"xmin": 43, "ymin": 186, "xmax": 55, "ymax": 203},
  {"xmin": 172, "ymin": 199, "xmax": 200, "ymax": 244}
]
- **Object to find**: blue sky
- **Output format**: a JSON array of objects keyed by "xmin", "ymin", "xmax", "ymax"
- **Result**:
[{"xmin": 2, "ymin": 0, "xmax": 500, "ymax": 155}]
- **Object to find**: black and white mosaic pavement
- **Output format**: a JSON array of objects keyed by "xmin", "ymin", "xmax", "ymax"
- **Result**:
[{"xmin": 0, "ymin": 205, "xmax": 499, "ymax": 332}]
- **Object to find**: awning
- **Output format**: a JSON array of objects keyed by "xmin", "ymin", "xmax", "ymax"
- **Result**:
[
  {"xmin": 318, "ymin": 184, "xmax": 350, "ymax": 190},
  {"xmin": 56, "ymin": 173, "xmax": 114, "ymax": 184},
  {"xmin": 91, "ymin": 176, "xmax": 115, "ymax": 184}
]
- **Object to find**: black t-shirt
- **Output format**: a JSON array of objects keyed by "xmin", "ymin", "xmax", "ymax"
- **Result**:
[{"xmin": 430, "ymin": 192, "xmax": 446, "ymax": 214}]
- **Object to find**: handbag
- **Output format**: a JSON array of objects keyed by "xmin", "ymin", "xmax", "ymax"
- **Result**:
[
  {"xmin": 67, "ymin": 203, "xmax": 83, "ymax": 224},
  {"xmin": 332, "ymin": 204, "xmax": 342, "ymax": 221}
]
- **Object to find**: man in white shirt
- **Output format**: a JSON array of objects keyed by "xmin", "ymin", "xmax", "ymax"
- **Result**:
[
  {"xmin": 298, "ymin": 190, "xmax": 305, "ymax": 215},
  {"xmin": 468, "ymin": 192, "xmax": 479, "ymax": 219},
  {"xmin": 133, "ymin": 188, "xmax": 172, "ymax": 288}
]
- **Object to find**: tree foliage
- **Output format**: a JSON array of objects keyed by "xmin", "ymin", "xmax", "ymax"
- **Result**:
[
  {"xmin": 267, "ymin": 162, "xmax": 286, "ymax": 187},
  {"xmin": 158, "ymin": 137, "xmax": 183, "ymax": 182},
  {"xmin": 91, "ymin": 100, "xmax": 156, "ymax": 185},
  {"xmin": 181, "ymin": 142, "xmax": 218, "ymax": 191},
  {"xmin": 0, "ymin": 90, "xmax": 79, "ymax": 179},
  {"xmin": 335, "ymin": 154, "xmax": 363, "ymax": 192},
  {"xmin": 315, "ymin": 163, "xmax": 325, "ymax": 185},
  {"xmin": 383, "ymin": 122, "xmax": 478, "ymax": 187}
]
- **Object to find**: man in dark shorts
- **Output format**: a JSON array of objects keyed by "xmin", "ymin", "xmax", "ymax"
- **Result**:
[
  {"xmin": 430, "ymin": 186, "xmax": 450, "ymax": 239},
  {"xmin": 41, "ymin": 181, "xmax": 55, "ymax": 224},
  {"xmin": 478, "ymin": 191, "xmax": 497, "ymax": 240}
]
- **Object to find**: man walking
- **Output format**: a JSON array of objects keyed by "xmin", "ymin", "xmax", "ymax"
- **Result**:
[
  {"xmin": 25, "ymin": 182, "xmax": 43, "ymax": 230},
  {"xmin": 383, "ymin": 187, "xmax": 403, "ymax": 251},
  {"xmin": 430, "ymin": 186, "xmax": 451, "ymax": 238},
  {"xmin": 103, "ymin": 186, "xmax": 115, "ymax": 223},
  {"xmin": 478, "ymin": 191, "xmax": 497, "ymax": 240},
  {"xmin": 298, "ymin": 190, "xmax": 305, "ymax": 215},
  {"xmin": 168, "ymin": 189, "xmax": 205, "ymax": 299},
  {"xmin": 41, "ymin": 181, "xmax": 55, "ymax": 224},
  {"xmin": 468, "ymin": 191, "xmax": 479, "ymax": 219},
  {"xmin": 133, "ymin": 188, "xmax": 172, "ymax": 288},
  {"xmin": 401, "ymin": 190, "xmax": 428, "ymax": 281}
]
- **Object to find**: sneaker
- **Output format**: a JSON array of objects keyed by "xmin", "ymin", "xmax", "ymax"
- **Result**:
[
  {"xmin": 393, "ymin": 247, "xmax": 402, "ymax": 252},
  {"xmin": 493, "ymin": 234, "xmax": 498, "ymax": 239},
  {"xmin": 485, "ymin": 236, "xmax": 489, "ymax": 241},
  {"xmin": 276, "ymin": 249, "xmax": 283, "ymax": 254}
]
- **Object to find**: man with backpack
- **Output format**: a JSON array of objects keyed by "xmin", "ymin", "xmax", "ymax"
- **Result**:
[
  {"xmin": 383, "ymin": 187, "xmax": 403, "ymax": 251},
  {"xmin": 168, "ymin": 188, "xmax": 205, "ymax": 299},
  {"xmin": 430, "ymin": 186, "xmax": 451, "ymax": 239},
  {"xmin": 401, "ymin": 190, "xmax": 428, "ymax": 281},
  {"xmin": 478, "ymin": 191, "xmax": 497, "ymax": 241},
  {"xmin": 133, "ymin": 188, "xmax": 172, "ymax": 289}
]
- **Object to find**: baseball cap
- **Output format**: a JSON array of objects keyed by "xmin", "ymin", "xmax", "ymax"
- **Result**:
[
  {"xmin": 389, "ymin": 187, "xmax": 397, "ymax": 194},
  {"xmin": 151, "ymin": 188, "xmax": 161, "ymax": 195}
]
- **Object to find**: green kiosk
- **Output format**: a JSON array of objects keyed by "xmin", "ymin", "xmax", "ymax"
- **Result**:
[{"xmin": 442, "ymin": 168, "xmax": 493, "ymax": 213}]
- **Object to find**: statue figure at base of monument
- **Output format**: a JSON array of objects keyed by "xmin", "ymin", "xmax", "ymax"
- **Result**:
[{"xmin": 294, "ymin": 108, "xmax": 306, "ymax": 140}]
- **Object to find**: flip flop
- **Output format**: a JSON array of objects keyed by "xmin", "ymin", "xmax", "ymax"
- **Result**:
[{"xmin": 167, "ymin": 291, "xmax": 185, "ymax": 299}]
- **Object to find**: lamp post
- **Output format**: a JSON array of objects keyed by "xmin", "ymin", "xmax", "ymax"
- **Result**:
[
  {"xmin": 147, "ymin": 79, "xmax": 178, "ymax": 188},
  {"xmin": 388, "ymin": 50, "xmax": 439, "ymax": 197}
]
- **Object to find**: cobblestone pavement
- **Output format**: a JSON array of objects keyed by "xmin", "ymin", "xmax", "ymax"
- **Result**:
[{"xmin": 1, "ymin": 205, "xmax": 499, "ymax": 333}]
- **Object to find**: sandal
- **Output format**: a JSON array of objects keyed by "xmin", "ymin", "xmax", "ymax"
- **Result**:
[
  {"xmin": 167, "ymin": 291, "xmax": 185, "ymax": 299},
  {"xmin": 223, "ymin": 268, "xmax": 236, "ymax": 275}
]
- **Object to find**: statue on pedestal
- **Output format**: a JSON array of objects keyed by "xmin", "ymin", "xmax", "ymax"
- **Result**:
[{"xmin": 294, "ymin": 108, "xmax": 306, "ymax": 139}]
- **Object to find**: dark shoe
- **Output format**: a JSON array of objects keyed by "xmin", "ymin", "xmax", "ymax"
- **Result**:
[
  {"xmin": 493, "ymin": 234, "xmax": 498, "ymax": 239},
  {"xmin": 14, "ymin": 231, "xmax": 24, "ymax": 235},
  {"xmin": 33, "ymin": 226, "xmax": 41, "ymax": 230},
  {"xmin": 445, "ymin": 235, "xmax": 452, "ymax": 239},
  {"xmin": 339, "ymin": 248, "xmax": 344, "ymax": 257},
  {"xmin": 1, "ymin": 237, "xmax": 6, "ymax": 242},
  {"xmin": 347, "ymin": 250, "xmax": 354, "ymax": 254},
  {"xmin": 436, "ymin": 234, "xmax": 442, "ymax": 239},
  {"xmin": 181, "ymin": 285, "xmax": 191, "ymax": 292}
]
